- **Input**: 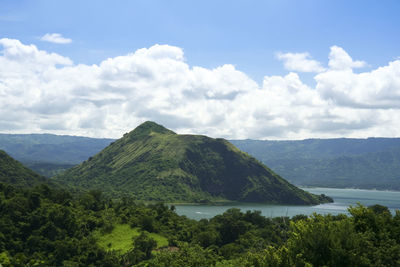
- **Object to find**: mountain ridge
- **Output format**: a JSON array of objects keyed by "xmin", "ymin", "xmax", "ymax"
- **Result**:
[
  {"xmin": 1, "ymin": 132, "xmax": 399, "ymax": 190},
  {"xmin": 231, "ymin": 139, "xmax": 400, "ymax": 190}
]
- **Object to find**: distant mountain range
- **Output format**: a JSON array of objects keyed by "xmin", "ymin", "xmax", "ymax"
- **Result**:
[
  {"xmin": 0, "ymin": 133, "xmax": 113, "ymax": 177},
  {"xmin": 1, "ymin": 132, "xmax": 399, "ymax": 190},
  {"xmin": 231, "ymin": 138, "xmax": 400, "ymax": 190},
  {"xmin": 54, "ymin": 121, "xmax": 328, "ymax": 204}
]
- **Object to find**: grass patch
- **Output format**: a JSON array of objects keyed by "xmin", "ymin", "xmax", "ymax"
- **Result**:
[
  {"xmin": 148, "ymin": 232, "xmax": 169, "ymax": 248},
  {"xmin": 94, "ymin": 224, "xmax": 168, "ymax": 253}
]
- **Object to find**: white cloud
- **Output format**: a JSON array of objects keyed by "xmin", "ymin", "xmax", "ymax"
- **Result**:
[
  {"xmin": 0, "ymin": 38, "xmax": 72, "ymax": 67},
  {"xmin": 315, "ymin": 47, "xmax": 400, "ymax": 109},
  {"xmin": 277, "ymin": 52, "xmax": 325, "ymax": 73},
  {"xmin": 0, "ymin": 39, "xmax": 399, "ymax": 139},
  {"xmin": 40, "ymin": 33, "xmax": 72, "ymax": 44},
  {"xmin": 328, "ymin": 45, "xmax": 366, "ymax": 70}
]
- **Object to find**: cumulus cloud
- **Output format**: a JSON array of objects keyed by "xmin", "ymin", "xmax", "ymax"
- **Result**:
[
  {"xmin": 277, "ymin": 52, "xmax": 325, "ymax": 73},
  {"xmin": 0, "ymin": 39, "xmax": 399, "ymax": 139},
  {"xmin": 328, "ymin": 45, "xmax": 366, "ymax": 70},
  {"xmin": 0, "ymin": 38, "xmax": 72, "ymax": 67},
  {"xmin": 40, "ymin": 33, "xmax": 72, "ymax": 44},
  {"xmin": 316, "ymin": 48, "xmax": 400, "ymax": 109}
]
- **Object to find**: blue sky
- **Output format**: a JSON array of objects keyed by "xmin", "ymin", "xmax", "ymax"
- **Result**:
[
  {"xmin": 2, "ymin": 0, "xmax": 399, "ymax": 82},
  {"xmin": 0, "ymin": 0, "xmax": 400, "ymax": 139}
]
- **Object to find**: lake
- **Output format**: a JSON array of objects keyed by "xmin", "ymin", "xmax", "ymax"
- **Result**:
[{"xmin": 175, "ymin": 187, "xmax": 400, "ymax": 220}]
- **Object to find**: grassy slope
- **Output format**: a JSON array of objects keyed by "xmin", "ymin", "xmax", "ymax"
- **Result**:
[
  {"xmin": 94, "ymin": 224, "xmax": 168, "ymax": 253},
  {"xmin": 56, "ymin": 122, "xmax": 330, "ymax": 204}
]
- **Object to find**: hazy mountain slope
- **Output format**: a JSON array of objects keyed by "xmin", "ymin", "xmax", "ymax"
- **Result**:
[
  {"xmin": 55, "ymin": 122, "xmax": 329, "ymax": 204},
  {"xmin": 231, "ymin": 139, "xmax": 400, "ymax": 190},
  {"xmin": 0, "ymin": 133, "xmax": 114, "ymax": 176},
  {"xmin": 0, "ymin": 133, "xmax": 114, "ymax": 164}
]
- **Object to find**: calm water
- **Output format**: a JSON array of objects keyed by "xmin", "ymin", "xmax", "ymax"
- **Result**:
[{"xmin": 175, "ymin": 188, "xmax": 400, "ymax": 220}]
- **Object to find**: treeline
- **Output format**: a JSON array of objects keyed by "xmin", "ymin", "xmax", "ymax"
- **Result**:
[{"xmin": 1, "ymin": 183, "xmax": 400, "ymax": 266}]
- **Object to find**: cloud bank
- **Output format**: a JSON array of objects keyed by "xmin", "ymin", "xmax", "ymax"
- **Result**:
[{"xmin": 0, "ymin": 38, "xmax": 399, "ymax": 139}]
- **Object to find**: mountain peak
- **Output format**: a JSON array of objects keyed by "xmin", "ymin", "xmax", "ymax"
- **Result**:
[
  {"xmin": 128, "ymin": 121, "xmax": 176, "ymax": 137},
  {"xmin": 56, "ymin": 122, "xmax": 331, "ymax": 204}
]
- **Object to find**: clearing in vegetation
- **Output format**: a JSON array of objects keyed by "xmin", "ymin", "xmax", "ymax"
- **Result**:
[{"xmin": 94, "ymin": 224, "xmax": 168, "ymax": 253}]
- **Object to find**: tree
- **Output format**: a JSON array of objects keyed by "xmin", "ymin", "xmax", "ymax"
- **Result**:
[
  {"xmin": 133, "ymin": 232, "xmax": 157, "ymax": 259},
  {"xmin": 285, "ymin": 214, "xmax": 360, "ymax": 266}
]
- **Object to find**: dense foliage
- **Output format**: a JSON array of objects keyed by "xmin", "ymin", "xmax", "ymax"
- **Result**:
[
  {"xmin": 0, "ymin": 150, "xmax": 48, "ymax": 187},
  {"xmin": 232, "ymin": 138, "xmax": 400, "ymax": 190},
  {"xmin": 55, "ymin": 121, "xmax": 329, "ymax": 204},
  {"xmin": 1, "ymin": 182, "xmax": 399, "ymax": 266}
]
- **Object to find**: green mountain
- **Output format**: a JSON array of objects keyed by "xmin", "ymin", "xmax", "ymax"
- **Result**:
[
  {"xmin": 0, "ymin": 150, "xmax": 48, "ymax": 187},
  {"xmin": 55, "ymin": 122, "xmax": 330, "ymax": 204}
]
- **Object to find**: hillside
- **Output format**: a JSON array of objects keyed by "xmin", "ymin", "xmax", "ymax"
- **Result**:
[
  {"xmin": 0, "ymin": 150, "xmax": 48, "ymax": 187},
  {"xmin": 55, "ymin": 121, "xmax": 329, "ymax": 204},
  {"xmin": 231, "ymin": 139, "xmax": 400, "ymax": 190}
]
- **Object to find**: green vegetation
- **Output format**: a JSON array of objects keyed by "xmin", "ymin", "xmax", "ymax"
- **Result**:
[
  {"xmin": 95, "ymin": 224, "xmax": 141, "ymax": 253},
  {"xmin": 25, "ymin": 162, "xmax": 75, "ymax": 177},
  {"xmin": 0, "ymin": 150, "xmax": 48, "ymax": 187},
  {"xmin": 55, "ymin": 121, "xmax": 330, "ymax": 204},
  {"xmin": 1, "ymin": 181, "xmax": 399, "ymax": 266},
  {"xmin": 95, "ymin": 224, "xmax": 168, "ymax": 253},
  {"xmin": 232, "ymin": 138, "xmax": 400, "ymax": 190},
  {"xmin": 148, "ymin": 232, "xmax": 169, "ymax": 248}
]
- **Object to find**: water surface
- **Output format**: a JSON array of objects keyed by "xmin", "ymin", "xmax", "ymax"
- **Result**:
[{"xmin": 175, "ymin": 187, "xmax": 400, "ymax": 220}]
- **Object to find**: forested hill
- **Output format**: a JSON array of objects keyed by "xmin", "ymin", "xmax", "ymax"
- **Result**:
[
  {"xmin": 0, "ymin": 150, "xmax": 48, "ymax": 187},
  {"xmin": 55, "ymin": 121, "xmax": 329, "ymax": 205},
  {"xmin": 231, "ymin": 138, "xmax": 400, "ymax": 190}
]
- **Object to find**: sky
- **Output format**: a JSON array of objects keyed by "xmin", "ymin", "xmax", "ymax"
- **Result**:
[{"xmin": 0, "ymin": 0, "xmax": 400, "ymax": 139}]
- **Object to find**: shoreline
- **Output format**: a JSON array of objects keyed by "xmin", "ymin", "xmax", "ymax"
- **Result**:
[{"xmin": 300, "ymin": 186, "xmax": 400, "ymax": 193}]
